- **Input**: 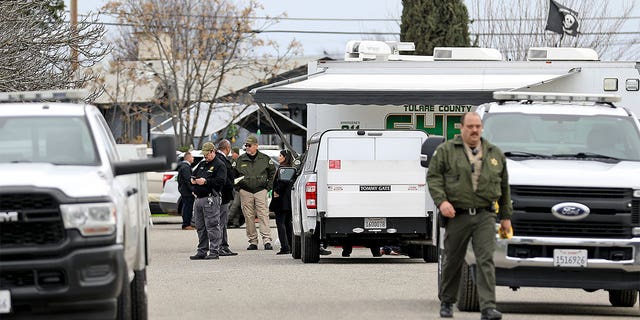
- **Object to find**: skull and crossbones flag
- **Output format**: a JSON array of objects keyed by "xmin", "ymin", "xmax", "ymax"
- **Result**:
[{"xmin": 545, "ymin": 0, "xmax": 579, "ymax": 37}]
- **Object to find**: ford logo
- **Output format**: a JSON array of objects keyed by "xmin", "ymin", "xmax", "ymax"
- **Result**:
[{"xmin": 551, "ymin": 202, "xmax": 590, "ymax": 220}]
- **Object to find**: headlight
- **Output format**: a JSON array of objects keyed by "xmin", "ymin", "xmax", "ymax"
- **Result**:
[
  {"xmin": 633, "ymin": 190, "xmax": 640, "ymax": 198},
  {"xmin": 60, "ymin": 203, "xmax": 116, "ymax": 236}
]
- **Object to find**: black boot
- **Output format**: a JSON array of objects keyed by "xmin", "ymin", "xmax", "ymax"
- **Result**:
[
  {"xmin": 439, "ymin": 302, "xmax": 453, "ymax": 318},
  {"xmin": 480, "ymin": 308, "xmax": 502, "ymax": 320}
]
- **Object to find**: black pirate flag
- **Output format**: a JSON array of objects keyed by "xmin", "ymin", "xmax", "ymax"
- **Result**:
[{"xmin": 545, "ymin": 0, "xmax": 579, "ymax": 37}]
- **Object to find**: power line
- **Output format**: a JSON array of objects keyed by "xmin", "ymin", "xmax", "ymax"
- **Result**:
[
  {"xmin": 79, "ymin": 20, "xmax": 640, "ymax": 37},
  {"xmin": 74, "ymin": 11, "xmax": 640, "ymax": 23}
]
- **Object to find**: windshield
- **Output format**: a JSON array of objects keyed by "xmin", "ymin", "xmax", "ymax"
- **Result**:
[
  {"xmin": 482, "ymin": 113, "xmax": 640, "ymax": 161},
  {"xmin": 0, "ymin": 116, "xmax": 99, "ymax": 165}
]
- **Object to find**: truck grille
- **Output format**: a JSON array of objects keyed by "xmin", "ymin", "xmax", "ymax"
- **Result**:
[
  {"xmin": 0, "ymin": 193, "xmax": 65, "ymax": 247},
  {"xmin": 511, "ymin": 186, "xmax": 637, "ymax": 239}
]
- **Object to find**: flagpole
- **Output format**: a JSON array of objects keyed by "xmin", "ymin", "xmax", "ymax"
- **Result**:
[{"xmin": 556, "ymin": 33, "xmax": 564, "ymax": 47}]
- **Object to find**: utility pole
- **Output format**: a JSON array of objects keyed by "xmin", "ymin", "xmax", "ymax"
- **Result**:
[{"xmin": 70, "ymin": 0, "xmax": 78, "ymax": 73}]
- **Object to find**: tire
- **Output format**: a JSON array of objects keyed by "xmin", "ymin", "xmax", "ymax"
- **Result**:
[
  {"xmin": 405, "ymin": 245, "xmax": 423, "ymax": 258},
  {"xmin": 423, "ymin": 245, "xmax": 438, "ymax": 263},
  {"xmin": 608, "ymin": 289, "xmax": 638, "ymax": 307},
  {"xmin": 457, "ymin": 262, "xmax": 480, "ymax": 312},
  {"xmin": 371, "ymin": 246, "xmax": 383, "ymax": 257},
  {"xmin": 116, "ymin": 270, "xmax": 131, "ymax": 320},
  {"xmin": 291, "ymin": 234, "xmax": 301, "ymax": 259},
  {"xmin": 130, "ymin": 269, "xmax": 148, "ymax": 320},
  {"xmin": 301, "ymin": 230, "xmax": 320, "ymax": 263}
]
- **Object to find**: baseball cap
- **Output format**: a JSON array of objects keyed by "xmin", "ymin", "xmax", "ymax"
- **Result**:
[
  {"xmin": 231, "ymin": 146, "xmax": 240, "ymax": 154},
  {"xmin": 202, "ymin": 142, "xmax": 215, "ymax": 152},
  {"xmin": 245, "ymin": 135, "xmax": 258, "ymax": 145}
]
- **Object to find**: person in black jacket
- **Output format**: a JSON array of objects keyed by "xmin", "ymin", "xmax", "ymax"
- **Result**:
[
  {"xmin": 270, "ymin": 150, "xmax": 295, "ymax": 255},
  {"xmin": 216, "ymin": 139, "xmax": 238, "ymax": 256},
  {"xmin": 189, "ymin": 142, "xmax": 227, "ymax": 260},
  {"xmin": 177, "ymin": 152, "xmax": 195, "ymax": 230}
]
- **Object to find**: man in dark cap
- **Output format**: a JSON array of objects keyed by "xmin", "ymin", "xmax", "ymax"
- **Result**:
[
  {"xmin": 216, "ymin": 139, "xmax": 238, "ymax": 256},
  {"xmin": 228, "ymin": 146, "xmax": 244, "ymax": 228},
  {"xmin": 189, "ymin": 142, "xmax": 227, "ymax": 260}
]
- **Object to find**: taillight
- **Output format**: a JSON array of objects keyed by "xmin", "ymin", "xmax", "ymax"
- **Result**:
[
  {"xmin": 162, "ymin": 174, "xmax": 175, "ymax": 188},
  {"xmin": 305, "ymin": 182, "xmax": 317, "ymax": 209}
]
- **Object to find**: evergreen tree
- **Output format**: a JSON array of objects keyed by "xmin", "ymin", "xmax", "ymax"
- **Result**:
[{"xmin": 400, "ymin": 0, "xmax": 471, "ymax": 55}]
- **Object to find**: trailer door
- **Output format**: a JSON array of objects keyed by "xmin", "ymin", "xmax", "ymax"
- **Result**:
[{"xmin": 325, "ymin": 132, "xmax": 427, "ymax": 218}]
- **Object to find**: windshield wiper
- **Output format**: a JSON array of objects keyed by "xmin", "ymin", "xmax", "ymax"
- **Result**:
[
  {"xmin": 552, "ymin": 152, "xmax": 621, "ymax": 161},
  {"xmin": 504, "ymin": 151, "xmax": 550, "ymax": 159}
]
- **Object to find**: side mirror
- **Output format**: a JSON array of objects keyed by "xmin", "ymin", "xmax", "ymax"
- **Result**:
[
  {"xmin": 421, "ymin": 136, "xmax": 445, "ymax": 168},
  {"xmin": 278, "ymin": 167, "xmax": 297, "ymax": 183},
  {"xmin": 112, "ymin": 135, "xmax": 177, "ymax": 176},
  {"xmin": 152, "ymin": 135, "xmax": 177, "ymax": 170}
]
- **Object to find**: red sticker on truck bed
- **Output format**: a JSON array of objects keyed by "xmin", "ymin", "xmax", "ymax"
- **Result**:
[{"xmin": 329, "ymin": 160, "xmax": 341, "ymax": 169}]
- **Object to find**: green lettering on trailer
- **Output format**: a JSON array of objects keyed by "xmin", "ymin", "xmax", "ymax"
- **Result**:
[{"xmin": 386, "ymin": 113, "xmax": 462, "ymax": 140}]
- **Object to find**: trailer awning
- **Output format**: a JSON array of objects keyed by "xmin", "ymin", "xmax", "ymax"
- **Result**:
[
  {"xmin": 251, "ymin": 69, "xmax": 579, "ymax": 105},
  {"xmin": 151, "ymin": 103, "xmax": 306, "ymax": 136}
]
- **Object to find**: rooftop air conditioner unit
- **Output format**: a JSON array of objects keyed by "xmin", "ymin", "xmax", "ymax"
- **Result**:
[
  {"xmin": 344, "ymin": 40, "xmax": 392, "ymax": 61},
  {"xmin": 527, "ymin": 47, "xmax": 599, "ymax": 61},
  {"xmin": 433, "ymin": 47, "xmax": 503, "ymax": 61}
]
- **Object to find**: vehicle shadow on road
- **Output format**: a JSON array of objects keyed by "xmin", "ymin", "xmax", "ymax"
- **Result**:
[
  {"xmin": 498, "ymin": 301, "xmax": 640, "ymax": 318},
  {"xmin": 318, "ymin": 257, "xmax": 429, "ymax": 264}
]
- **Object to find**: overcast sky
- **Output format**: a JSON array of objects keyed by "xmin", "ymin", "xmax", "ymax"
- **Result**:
[
  {"xmin": 66, "ymin": 0, "xmax": 639, "ymax": 59},
  {"xmin": 66, "ymin": 0, "xmax": 401, "ymax": 57}
]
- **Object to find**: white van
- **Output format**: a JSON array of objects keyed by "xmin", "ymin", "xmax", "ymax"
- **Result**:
[{"xmin": 290, "ymin": 129, "xmax": 438, "ymax": 263}]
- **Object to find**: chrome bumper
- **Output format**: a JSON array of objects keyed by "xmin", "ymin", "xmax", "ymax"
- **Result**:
[{"xmin": 466, "ymin": 236, "xmax": 640, "ymax": 272}]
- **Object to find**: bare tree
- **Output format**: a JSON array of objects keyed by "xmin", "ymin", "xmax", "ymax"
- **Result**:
[
  {"xmin": 103, "ymin": 0, "xmax": 301, "ymax": 149},
  {"xmin": 467, "ymin": 0, "xmax": 638, "ymax": 61},
  {"xmin": 0, "ymin": 1, "xmax": 109, "ymax": 91},
  {"xmin": 90, "ymin": 60, "xmax": 155, "ymax": 143}
]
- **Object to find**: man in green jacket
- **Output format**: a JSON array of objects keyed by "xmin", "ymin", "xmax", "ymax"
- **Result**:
[
  {"xmin": 427, "ymin": 112, "xmax": 512, "ymax": 320},
  {"xmin": 233, "ymin": 135, "xmax": 276, "ymax": 250}
]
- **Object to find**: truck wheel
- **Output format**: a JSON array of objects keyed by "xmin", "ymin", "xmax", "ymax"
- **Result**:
[
  {"xmin": 130, "ymin": 269, "xmax": 148, "ymax": 320},
  {"xmin": 291, "ymin": 234, "xmax": 301, "ymax": 259},
  {"xmin": 370, "ymin": 246, "xmax": 383, "ymax": 257},
  {"xmin": 404, "ymin": 245, "xmax": 423, "ymax": 258},
  {"xmin": 608, "ymin": 289, "xmax": 638, "ymax": 307},
  {"xmin": 116, "ymin": 271, "xmax": 132, "ymax": 320},
  {"xmin": 423, "ymin": 245, "xmax": 438, "ymax": 263},
  {"xmin": 301, "ymin": 231, "xmax": 320, "ymax": 263},
  {"xmin": 456, "ymin": 262, "xmax": 480, "ymax": 312}
]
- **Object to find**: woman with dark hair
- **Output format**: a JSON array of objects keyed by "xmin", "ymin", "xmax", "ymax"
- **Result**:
[{"xmin": 270, "ymin": 149, "xmax": 295, "ymax": 254}]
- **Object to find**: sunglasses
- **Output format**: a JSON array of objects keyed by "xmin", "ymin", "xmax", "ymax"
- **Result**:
[{"xmin": 244, "ymin": 143, "xmax": 253, "ymax": 148}]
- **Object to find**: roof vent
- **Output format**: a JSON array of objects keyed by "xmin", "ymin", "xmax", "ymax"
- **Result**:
[
  {"xmin": 433, "ymin": 47, "xmax": 503, "ymax": 61},
  {"xmin": 344, "ymin": 41, "xmax": 416, "ymax": 62},
  {"xmin": 527, "ymin": 47, "xmax": 599, "ymax": 61},
  {"xmin": 345, "ymin": 40, "xmax": 391, "ymax": 61}
]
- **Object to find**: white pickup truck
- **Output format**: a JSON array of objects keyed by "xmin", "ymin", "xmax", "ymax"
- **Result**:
[
  {"xmin": 289, "ymin": 129, "xmax": 438, "ymax": 263},
  {"xmin": 429, "ymin": 92, "xmax": 640, "ymax": 312},
  {"xmin": 0, "ymin": 90, "xmax": 174, "ymax": 320}
]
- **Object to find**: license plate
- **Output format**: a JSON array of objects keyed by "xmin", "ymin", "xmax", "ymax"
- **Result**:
[
  {"xmin": 0, "ymin": 290, "xmax": 11, "ymax": 314},
  {"xmin": 364, "ymin": 217, "xmax": 386, "ymax": 229},
  {"xmin": 553, "ymin": 249, "xmax": 587, "ymax": 267}
]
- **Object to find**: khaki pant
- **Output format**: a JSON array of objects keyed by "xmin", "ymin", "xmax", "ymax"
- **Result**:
[{"xmin": 239, "ymin": 189, "xmax": 272, "ymax": 245}]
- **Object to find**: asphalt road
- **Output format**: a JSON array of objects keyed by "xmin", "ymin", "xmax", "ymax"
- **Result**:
[{"xmin": 147, "ymin": 223, "xmax": 640, "ymax": 320}]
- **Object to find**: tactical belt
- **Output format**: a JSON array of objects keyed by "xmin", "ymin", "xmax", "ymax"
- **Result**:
[
  {"xmin": 195, "ymin": 191, "xmax": 219, "ymax": 198},
  {"xmin": 457, "ymin": 207, "xmax": 493, "ymax": 215}
]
